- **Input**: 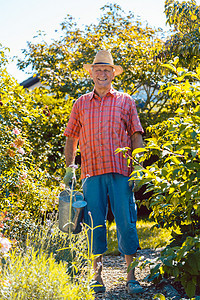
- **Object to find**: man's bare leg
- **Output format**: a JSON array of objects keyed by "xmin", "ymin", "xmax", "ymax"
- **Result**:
[
  {"xmin": 125, "ymin": 254, "xmax": 144, "ymax": 294},
  {"xmin": 93, "ymin": 255, "xmax": 104, "ymax": 285},
  {"xmin": 93, "ymin": 254, "xmax": 135, "ymax": 283},
  {"xmin": 125, "ymin": 254, "xmax": 136, "ymax": 282}
]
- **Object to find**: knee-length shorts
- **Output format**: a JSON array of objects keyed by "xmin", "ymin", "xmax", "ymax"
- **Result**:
[{"xmin": 82, "ymin": 173, "xmax": 139, "ymax": 255}]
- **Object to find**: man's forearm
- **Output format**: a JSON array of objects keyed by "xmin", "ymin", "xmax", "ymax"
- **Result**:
[
  {"xmin": 131, "ymin": 132, "xmax": 144, "ymax": 152},
  {"xmin": 64, "ymin": 136, "xmax": 79, "ymax": 167},
  {"xmin": 130, "ymin": 132, "xmax": 144, "ymax": 174}
]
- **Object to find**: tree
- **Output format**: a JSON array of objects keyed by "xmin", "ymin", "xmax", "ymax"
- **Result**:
[
  {"xmin": 162, "ymin": 0, "xmax": 200, "ymax": 69},
  {"xmin": 17, "ymin": 3, "xmax": 166, "ymax": 128},
  {"xmin": 0, "ymin": 44, "xmax": 9, "ymax": 68}
]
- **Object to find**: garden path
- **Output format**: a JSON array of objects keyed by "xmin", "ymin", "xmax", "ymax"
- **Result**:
[{"xmin": 94, "ymin": 248, "xmax": 183, "ymax": 300}]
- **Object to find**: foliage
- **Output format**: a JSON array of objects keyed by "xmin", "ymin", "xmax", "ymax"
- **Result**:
[
  {"xmin": 106, "ymin": 220, "xmax": 171, "ymax": 255},
  {"xmin": 3, "ymin": 217, "xmax": 89, "ymax": 275},
  {"xmin": 0, "ymin": 247, "xmax": 94, "ymax": 300},
  {"xmin": 17, "ymin": 3, "xmax": 168, "ymax": 128},
  {"xmin": 0, "ymin": 211, "xmax": 100, "ymax": 299},
  {"xmin": 152, "ymin": 294, "xmax": 166, "ymax": 300},
  {"xmin": 1, "ymin": 2, "xmax": 200, "ymax": 298},
  {"xmin": 159, "ymin": 236, "xmax": 200, "ymax": 298},
  {"xmin": 0, "ymin": 68, "xmax": 66, "ymax": 220},
  {"xmin": 0, "ymin": 67, "xmax": 73, "ymax": 173},
  {"xmin": 162, "ymin": 0, "xmax": 200, "ymax": 69},
  {"xmin": 23, "ymin": 88, "xmax": 73, "ymax": 173},
  {"xmin": 0, "ymin": 44, "xmax": 9, "ymax": 67},
  {"xmin": 129, "ymin": 61, "xmax": 200, "ymax": 297}
]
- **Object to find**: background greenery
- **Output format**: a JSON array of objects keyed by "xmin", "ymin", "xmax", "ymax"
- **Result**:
[{"xmin": 1, "ymin": 0, "xmax": 200, "ymax": 298}]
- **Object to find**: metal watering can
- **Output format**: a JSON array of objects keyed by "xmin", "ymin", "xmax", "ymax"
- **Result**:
[{"xmin": 58, "ymin": 186, "xmax": 87, "ymax": 234}]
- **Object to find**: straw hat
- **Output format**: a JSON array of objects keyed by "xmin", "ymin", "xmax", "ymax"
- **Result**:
[{"xmin": 83, "ymin": 50, "xmax": 123, "ymax": 76}]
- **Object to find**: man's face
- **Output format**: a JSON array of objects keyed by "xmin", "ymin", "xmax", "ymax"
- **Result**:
[{"xmin": 89, "ymin": 65, "xmax": 115, "ymax": 90}]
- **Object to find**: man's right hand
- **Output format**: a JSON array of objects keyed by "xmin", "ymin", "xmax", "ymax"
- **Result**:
[{"xmin": 63, "ymin": 166, "xmax": 76, "ymax": 187}]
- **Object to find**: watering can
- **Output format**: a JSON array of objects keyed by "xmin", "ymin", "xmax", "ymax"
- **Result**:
[{"xmin": 58, "ymin": 185, "xmax": 87, "ymax": 234}]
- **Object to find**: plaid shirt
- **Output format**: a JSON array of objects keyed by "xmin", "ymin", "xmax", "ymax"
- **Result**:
[{"xmin": 64, "ymin": 87, "xmax": 144, "ymax": 179}]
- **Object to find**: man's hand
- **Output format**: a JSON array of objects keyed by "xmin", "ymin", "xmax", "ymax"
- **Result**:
[
  {"xmin": 129, "ymin": 179, "xmax": 141, "ymax": 193},
  {"xmin": 63, "ymin": 166, "xmax": 76, "ymax": 187}
]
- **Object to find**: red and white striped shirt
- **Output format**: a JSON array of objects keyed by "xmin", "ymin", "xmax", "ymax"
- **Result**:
[{"xmin": 64, "ymin": 87, "xmax": 144, "ymax": 179}]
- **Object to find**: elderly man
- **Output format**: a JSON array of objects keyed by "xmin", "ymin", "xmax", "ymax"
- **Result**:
[{"xmin": 63, "ymin": 50, "xmax": 144, "ymax": 294}]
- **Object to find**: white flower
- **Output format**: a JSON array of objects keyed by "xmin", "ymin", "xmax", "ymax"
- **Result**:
[
  {"xmin": 0, "ymin": 237, "xmax": 12, "ymax": 254},
  {"xmin": 18, "ymin": 147, "xmax": 25, "ymax": 155},
  {"xmin": 60, "ymin": 183, "xmax": 65, "ymax": 189},
  {"xmin": 22, "ymin": 172, "xmax": 27, "ymax": 179},
  {"xmin": 13, "ymin": 128, "xmax": 20, "ymax": 135}
]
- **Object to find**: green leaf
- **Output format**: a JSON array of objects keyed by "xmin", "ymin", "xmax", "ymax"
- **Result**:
[
  {"xmin": 185, "ymin": 280, "xmax": 196, "ymax": 298},
  {"xmin": 191, "ymin": 130, "xmax": 197, "ymax": 139},
  {"xmin": 188, "ymin": 252, "xmax": 200, "ymax": 273},
  {"xmin": 127, "ymin": 258, "xmax": 139, "ymax": 273},
  {"xmin": 133, "ymin": 165, "xmax": 144, "ymax": 171},
  {"xmin": 132, "ymin": 148, "xmax": 147, "ymax": 156},
  {"xmin": 165, "ymin": 156, "xmax": 181, "ymax": 164},
  {"xmin": 161, "ymin": 63, "xmax": 177, "ymax": 73},
  {"xmin": 115, "ymin": 147, "xmax": 130, "ymax": 154}
]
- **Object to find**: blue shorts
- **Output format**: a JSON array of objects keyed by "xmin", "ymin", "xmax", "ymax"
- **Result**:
[{"xmin": 82, "ymin": 173, "xmax": 139, "ymax": 255}]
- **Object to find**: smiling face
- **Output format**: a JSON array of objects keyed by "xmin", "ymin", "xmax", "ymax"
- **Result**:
[{"xmin": 89, "ymin": 65, "xmax": 115, "ymax": 96}]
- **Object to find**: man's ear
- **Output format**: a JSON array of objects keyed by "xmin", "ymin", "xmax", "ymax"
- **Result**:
[{"xmin": 89, "ymin": 69, "xmax": 93, "ymax": 79}]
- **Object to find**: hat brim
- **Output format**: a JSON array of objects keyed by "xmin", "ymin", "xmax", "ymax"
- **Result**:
[{"xmin": 83, "ymin": 63, "xmax": 123, "ymax": 76}]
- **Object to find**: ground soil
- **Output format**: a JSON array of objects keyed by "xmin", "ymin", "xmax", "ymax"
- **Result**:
[{"xmin": 94, "ymin": 248, "xmax": 190, "ymax": 300}]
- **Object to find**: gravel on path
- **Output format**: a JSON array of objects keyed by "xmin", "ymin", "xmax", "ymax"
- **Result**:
[{"xmin": 94, "ymin": 249, "xmax": 184, "ymax": 300}]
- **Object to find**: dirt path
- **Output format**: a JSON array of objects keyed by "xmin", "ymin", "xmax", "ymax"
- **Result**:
[{"xmin": 94, "ymin": 248, "xmax": 182, "ymax": 300}]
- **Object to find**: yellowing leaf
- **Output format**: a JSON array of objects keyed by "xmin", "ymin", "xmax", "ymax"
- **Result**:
[
  {"xmin": 191, "ymin": 15, "xmax": 197, "ymax": 21},
  {"xmin": 169, "ymin": 187, "xmax": 175, "ymax": 194},
  {"xmin": 132, "ymin": 148, "xmax": 147, "ymax": 156}
]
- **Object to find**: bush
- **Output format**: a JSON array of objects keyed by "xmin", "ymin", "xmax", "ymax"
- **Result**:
[
  {"xmin": 129, "ymin": 61, "xmax": 200, "ymax": 298},
  {"xmin": 0, "ymin": 248, "xmax": 94, "ymax": 300},
  {"xmin": 0, "ymin": 68, "xmax": 69, "ymax": 220}
]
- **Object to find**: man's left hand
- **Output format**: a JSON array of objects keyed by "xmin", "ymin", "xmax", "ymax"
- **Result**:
[{"xmin": 129, "ymin": 180, "xmax": 141, "ymax": 193}]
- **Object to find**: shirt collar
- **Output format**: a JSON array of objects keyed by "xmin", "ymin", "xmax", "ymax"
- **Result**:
[{"xmin": 89, "ymin": 86, "xmax": 116, "ymax": 100}]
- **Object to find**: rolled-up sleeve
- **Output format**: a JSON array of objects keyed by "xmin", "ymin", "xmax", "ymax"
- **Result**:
[
  {"xmin": 127, "ymin": 99, "xmax": 144, "ymax": 136},
  {"xmin": 64, "ymin": 101, "xmax": 81, "ymax": 138}
]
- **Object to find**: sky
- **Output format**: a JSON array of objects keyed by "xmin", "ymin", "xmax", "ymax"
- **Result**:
[{"xmin": 0, "ymin": 0, "xmax": 192, "ymax": 83}]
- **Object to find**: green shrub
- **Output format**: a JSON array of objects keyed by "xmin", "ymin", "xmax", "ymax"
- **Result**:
[
  {"xmin": 0, "ymin": 69, "xmax": 66, "ymax": 220},
  {"xmin": 0, "ymin": 248, "xmax": 94, "ymax": 300},
  {"xmin": 129, "ymin": 61, "xmax": 200, "ymax": 298}
]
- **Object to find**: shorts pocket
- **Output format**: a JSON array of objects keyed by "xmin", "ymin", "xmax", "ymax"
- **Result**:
[{"xmin": 129, "ymin": 196, "xmax": 137, "ymax": 223}]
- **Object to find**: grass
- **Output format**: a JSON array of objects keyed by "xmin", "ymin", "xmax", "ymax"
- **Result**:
[
  {"xmin": 106, "ymin": 218, "xmax": 172, "ymax": 255},
  {"xmin": 137, "ymin": 219, "xmax": 172, "ymax": 249},
  {"xmin": 0, "ymin": 222, "xmax": 94, "ymax": 300}
]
